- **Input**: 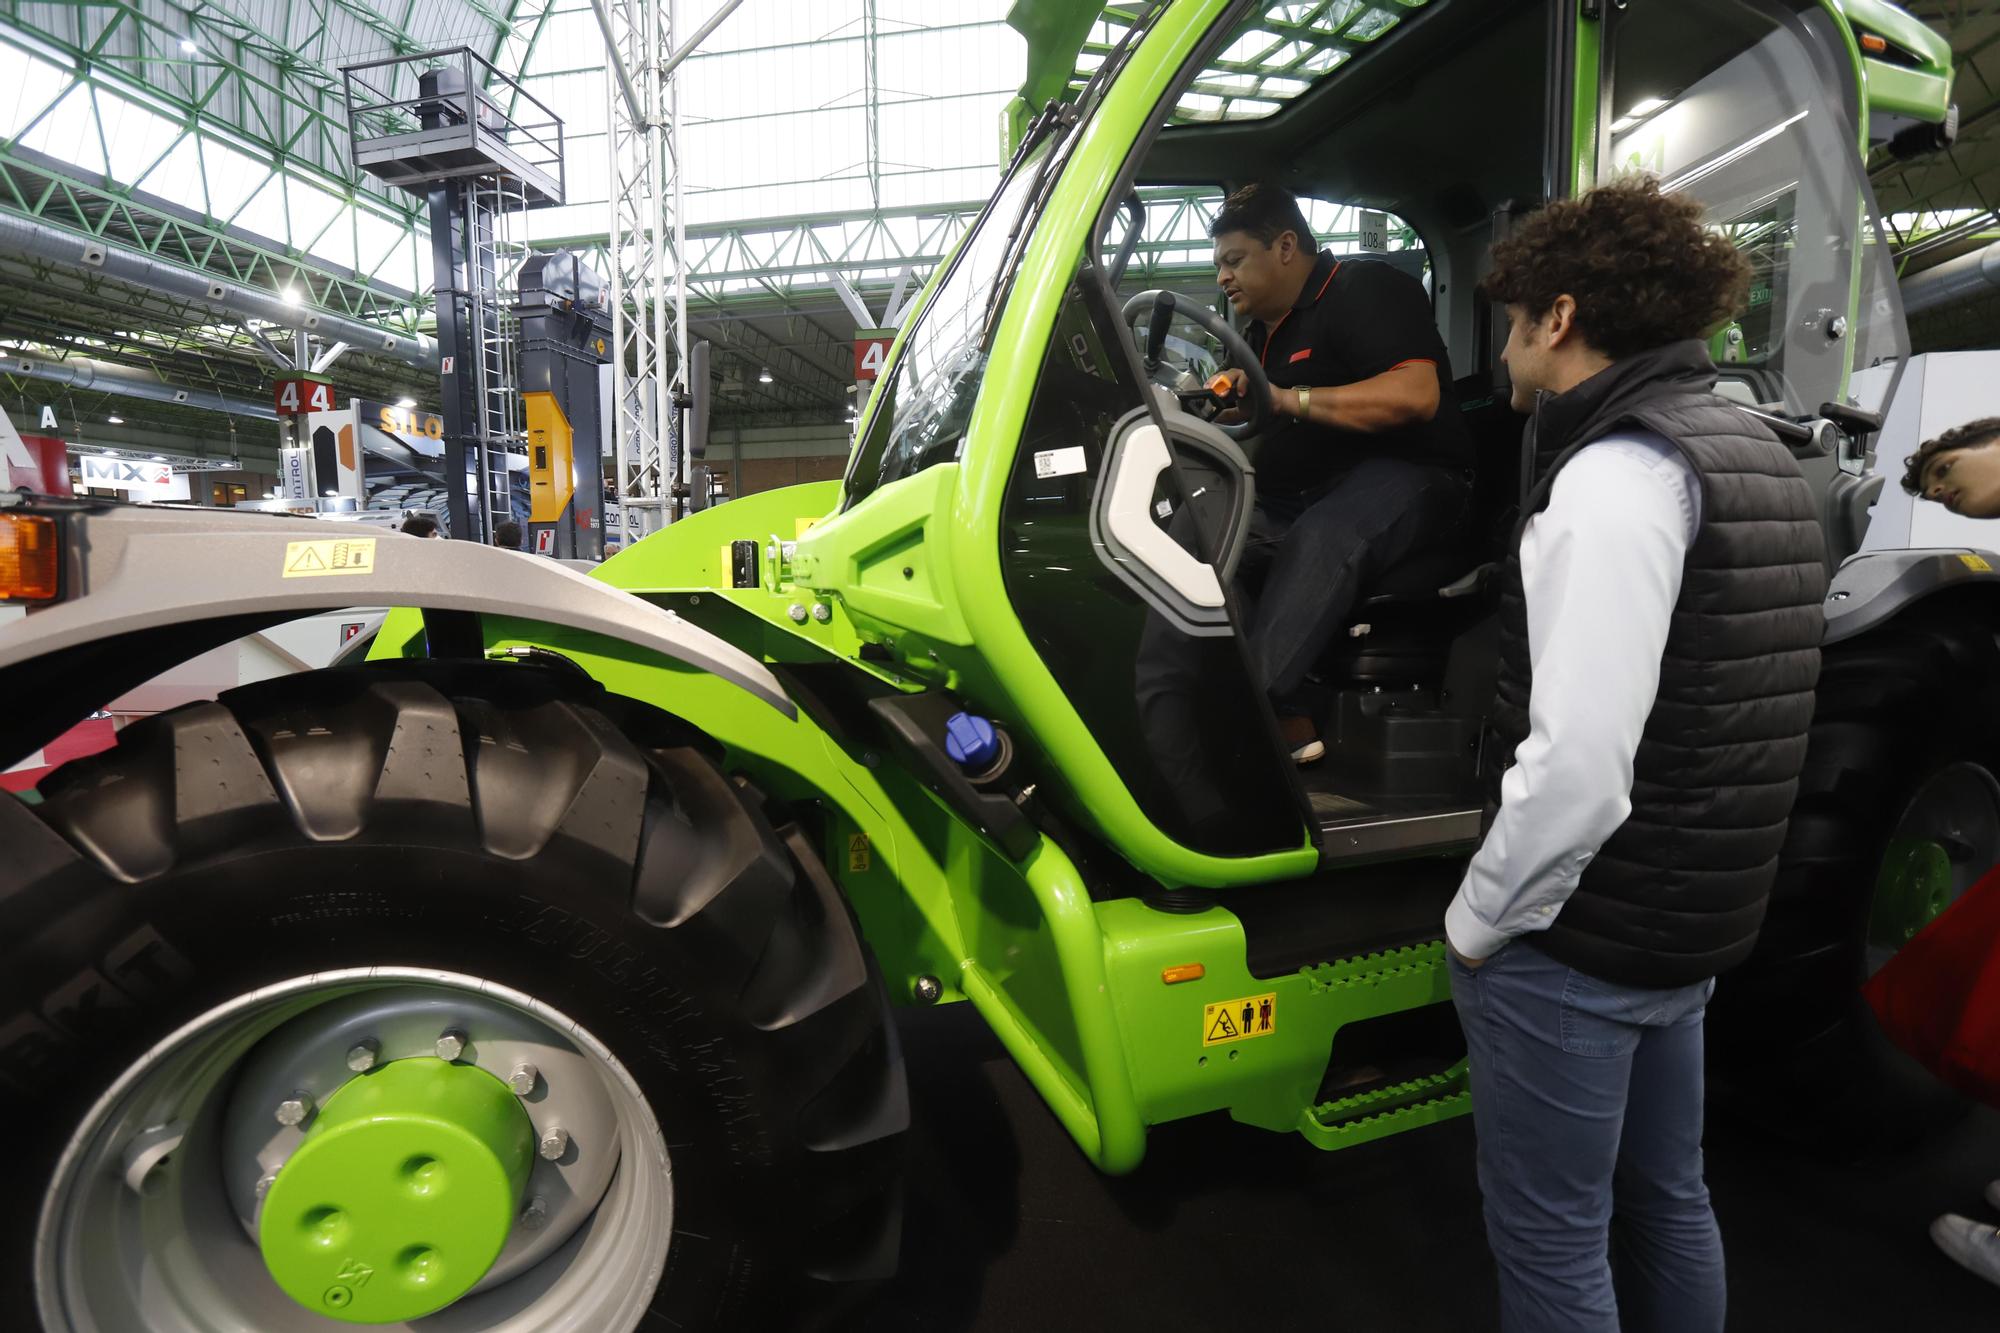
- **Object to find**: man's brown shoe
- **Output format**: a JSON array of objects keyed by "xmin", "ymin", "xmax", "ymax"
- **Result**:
[{"xmin": 1280, "ymin": 715, "xmax": 1324, "ymax": 765}]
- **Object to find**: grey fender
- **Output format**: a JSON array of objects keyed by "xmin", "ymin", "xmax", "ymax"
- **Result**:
[
  {"xmin": 0, "ymin": 500, "xmax": 792, "ymax": 758},
  {"xmin": 1823, "ymin": 547, "xmax": 2000, "ymax": 646}
]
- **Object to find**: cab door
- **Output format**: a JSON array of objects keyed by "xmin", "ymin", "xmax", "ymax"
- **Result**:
[{"xmin": 996, "ymin": 248, "xmax": 1309, "ymax": 861}]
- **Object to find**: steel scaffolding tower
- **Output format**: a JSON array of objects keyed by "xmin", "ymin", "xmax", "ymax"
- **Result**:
[{"xmin": 596, "ymin": 0, "xmax": 743, "ymax": 539}]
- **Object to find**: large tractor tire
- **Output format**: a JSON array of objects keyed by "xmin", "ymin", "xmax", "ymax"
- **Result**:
[
  {"xmin": 0, "ymin": 661, "xmax": 906, "ymax": 1330},
  {"xmin": 1712, "ymin": 606, "xmax": 2000, "ymax": 1148}
]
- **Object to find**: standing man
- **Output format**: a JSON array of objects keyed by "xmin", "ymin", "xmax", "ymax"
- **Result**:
[
  {"xmin": 1445, "ymin": 178, "xmax": 1826, "ymax": 1331},
  {"xmin": 1209, "ymin": 184, "xmax": 1472, "ymax": 762}
]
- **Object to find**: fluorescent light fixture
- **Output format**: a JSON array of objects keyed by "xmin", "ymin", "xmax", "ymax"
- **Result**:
[
  {"xmin": 1623, "ymin": 97, "xmax": 1668, "ymax": 118},
  {"xmin": 758, "ymin": 368, "xmax": 773, "ymax": 383},
  {"xmin": 106, "ymin": 415, "xmax": 123, "ymax": 424},
  {"xmin": 396, "ymin": 396, "xmax": 416, "ymax": 408}
]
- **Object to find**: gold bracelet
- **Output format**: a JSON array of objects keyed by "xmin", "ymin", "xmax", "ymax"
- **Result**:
[{"xmin": 1297, "ymin": 385, "xmax": 1311, "ymax": 417}]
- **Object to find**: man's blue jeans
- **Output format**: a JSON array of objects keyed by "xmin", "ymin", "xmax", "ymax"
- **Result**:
[{"xmin": 1448, "ymin": 940, "xmax": 1724, "ymax": 1333}]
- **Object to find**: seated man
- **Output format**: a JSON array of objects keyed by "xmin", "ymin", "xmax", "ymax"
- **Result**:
[{"xmin": 1211, "ymin": 184, "xmax": 1472, "ymax": 762}]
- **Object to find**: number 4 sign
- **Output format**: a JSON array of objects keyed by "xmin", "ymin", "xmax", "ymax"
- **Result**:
[{"xmin": 273, "ymin": 379, "xmax": 335, "ymax": 416}]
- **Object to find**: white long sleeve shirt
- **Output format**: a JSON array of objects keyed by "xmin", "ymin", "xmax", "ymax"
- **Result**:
[{"xmin": 1443, "ymin": 430, "xmax": 1703, "ymax": 962}]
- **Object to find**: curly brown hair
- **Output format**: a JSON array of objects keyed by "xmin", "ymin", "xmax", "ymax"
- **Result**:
[
  {"xmin": 1481, "ymin": 177, "xmax": 1750, "ymax": 360},
  {"xmin": 1900, "ymin": 416, "xmax": 2000, "ymax": 496}
]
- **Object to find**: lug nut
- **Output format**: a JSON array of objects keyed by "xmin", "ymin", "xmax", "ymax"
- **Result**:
[
  {"xmin": 537, "ymin": 1126, "xmax": 570, "ymax": 1161},
  {"xmin": 345, "ymin": 1041, "xmax": 379, "ymax": 1073},
  {"xmin": 521, "ymin": 1195, "xmax": 549, "ymax": 1230},
  {"xmin": 787, "ymin": 603, "xmax": 808, "ymax": 623},
  {"xmin": 811, "ymin": 602, "xmax": 832, "ymax": 623},
  {"xmin": 435, "ymin": 1029, "xmax": 467, "ymax": 1062},
  {"xmin": 274, "ymin": 1092, "xmax": 315, "ymax": 1127},
  {"xmin": 508, "ymin": 1063, "xmax": 539, "ymax": 1097}
]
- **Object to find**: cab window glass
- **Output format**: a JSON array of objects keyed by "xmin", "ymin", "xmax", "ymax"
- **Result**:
[
  {"xmin": 1604, "ymin": 0, "xmax": 1905, "ymax": 411},
  {"xmin": 1102, "ymin": 186, "xmax": 1427, "ymax": 373}
]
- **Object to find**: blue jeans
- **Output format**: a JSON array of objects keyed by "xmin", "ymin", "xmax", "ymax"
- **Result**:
[{"xmin": 1448, "ymin": 941, "xmax": 1724, "ymax": 1333}]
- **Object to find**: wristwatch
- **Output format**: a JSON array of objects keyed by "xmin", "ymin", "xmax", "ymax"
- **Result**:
[{"xmin": 1296, "ymin": 385, "xmax": 1312, "ymax": 417}]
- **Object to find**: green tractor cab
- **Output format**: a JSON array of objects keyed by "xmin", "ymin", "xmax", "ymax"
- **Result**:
[{"xmin": 2, "ymin": 1, "xmax": 1973, "ymax": 1328}]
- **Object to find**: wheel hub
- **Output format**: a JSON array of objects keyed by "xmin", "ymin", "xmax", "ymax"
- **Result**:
[
  {"xmin": 1867, "ymin": 837, "xmax": 1953, "ymax": 952},
  {"xmin": 259, "ymin": 1058, "xmax": 535, "ymax": 1323}
]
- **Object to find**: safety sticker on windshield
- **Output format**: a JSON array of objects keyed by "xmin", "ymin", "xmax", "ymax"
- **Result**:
[
  {"xmin": 281, "ymin": 537, "xmax": 376, "ymax": 578},
  {"xmin": 1033, "ymin": 446, "xmax": 1087, "ymax": 479},
  {"xmin": 1203, "ymin": 992, "xmax": 1276, "ymax": 1046}
]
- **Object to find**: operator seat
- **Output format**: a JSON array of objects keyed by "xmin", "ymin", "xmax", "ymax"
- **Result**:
[{"xmin": 1316, "ymin": 373, "xmax": 1521, "ymax": 688}]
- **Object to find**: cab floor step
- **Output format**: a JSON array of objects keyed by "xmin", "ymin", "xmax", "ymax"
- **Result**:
[{"xmin": 1297, "ymin": 1062, "xmax": 1472, "ymax": 1151}]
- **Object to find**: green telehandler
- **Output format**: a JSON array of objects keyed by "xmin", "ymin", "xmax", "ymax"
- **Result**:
[{"xmin": 0, "ymin": 0, "xmax": 1980, "ymax": 1327}]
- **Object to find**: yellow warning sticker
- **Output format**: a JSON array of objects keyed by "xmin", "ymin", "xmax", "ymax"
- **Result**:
[
  {"xmin": 1203, "ymin": 992, "xmax": 1277, "ymax": 1046},
  {"xmin": 1960, "ymin": 553, "xmax": 1994, "ymax": 573},
  {"xmin": 847, "ymin": 833, "xmax": 872, "ymax": 873},
  {"xmin": 281, "ymin": 537, "xmax": 376, "ymax": 578}
]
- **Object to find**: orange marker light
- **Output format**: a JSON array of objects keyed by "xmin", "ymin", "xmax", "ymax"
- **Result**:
[
  {"xmin": 0, "ymin": 513, "xmax": 59, "ymax": 601},
  {"xmin": 1161, "ymin": 963, "xmax": 1206, "ymax": 985},
  {"xmin": 1859, "ymin": 32, "xmax": 1888, "ymax": 54}
]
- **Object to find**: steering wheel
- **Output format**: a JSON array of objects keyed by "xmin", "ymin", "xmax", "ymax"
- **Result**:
[{"xmin": 1121, "ymin": 288, "xmax": 1273, "ymax": 442}]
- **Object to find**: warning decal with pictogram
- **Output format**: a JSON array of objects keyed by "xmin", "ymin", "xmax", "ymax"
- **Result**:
[{"xmin": 1202, "ymin": 991, "xmax": 1277, "ymax": 1046}]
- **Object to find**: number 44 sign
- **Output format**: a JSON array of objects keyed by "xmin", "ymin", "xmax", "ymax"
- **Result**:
[{"xmin": 273, "ymin": 379, "xmax": 335, "ymax": 416}]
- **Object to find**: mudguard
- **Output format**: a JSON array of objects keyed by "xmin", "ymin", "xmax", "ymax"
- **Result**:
[
  {"xmin": 1824, "ymin": 547, "xmax": 2000, "ymax": 645},
  {"xmin": 0, "ymin": 497, "xmax": 792, "ymax": 768}
]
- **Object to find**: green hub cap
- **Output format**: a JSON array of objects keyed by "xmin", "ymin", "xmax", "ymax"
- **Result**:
[
  {"xmin": 1867, "ymin": 837, "xmax": 1954, "ymax": 954},
  {"xmin": 258, "ymin": 1057, "xmax": 536, "ymax": 1323}
]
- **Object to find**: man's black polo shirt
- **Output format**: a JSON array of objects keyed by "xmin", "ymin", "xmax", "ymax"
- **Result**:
[{"xmin": 1247, "ymin": 249, "xmax": 1472, "ymax": 499}]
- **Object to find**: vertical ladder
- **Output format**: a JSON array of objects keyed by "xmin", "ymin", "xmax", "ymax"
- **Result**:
[{"xmin": 464, "ymin": 173, "xmax": 528, "ymax": 542}]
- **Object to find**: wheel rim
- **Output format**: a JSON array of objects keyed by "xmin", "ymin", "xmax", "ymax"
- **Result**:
[
  {"xmin": 1867, "ymin": 762, "xmax": 2000, "ymax": 977},
  {"xmin": 35, "ymin": 969, "xmax": 672, "ymax": 1332}
]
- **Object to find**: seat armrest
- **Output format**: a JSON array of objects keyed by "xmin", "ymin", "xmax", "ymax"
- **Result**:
[{"xmin": 1437, "ymin": 562, "xmax": 1496, "ymax": 599}]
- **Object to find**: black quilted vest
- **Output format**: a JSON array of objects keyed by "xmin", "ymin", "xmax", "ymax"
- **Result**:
[{"xmin": 1487, "ymin": 340, "xmax": 1827, "ymax": 988}]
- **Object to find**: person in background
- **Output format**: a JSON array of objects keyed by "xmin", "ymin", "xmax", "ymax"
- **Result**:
[
  {"xmin": 493, "ymin": 519, "xmax": 523, "ymax": 550},
  {"xmin": 399, "ymin": 513, "xmax": 440, "ymax": 538},
  {"xmin": 1447, "ymin": 177, "xmax": 1826, "ymax": 1332},
  {"xmin": 1904, "ymin": 417, "xmax": 2000, "ymax": 518},
  {"xmin": 1894, "ymin": 419, "xmax": 2000, "ymax": 1287}
]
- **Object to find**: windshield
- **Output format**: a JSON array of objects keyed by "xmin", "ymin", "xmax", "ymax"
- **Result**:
[
  {"xmin": 841, "ymin": 141, "xmax": 1054, "ymax": 507},
  {"xmin": 842, "ymin": 4, "xmax": 1164, "ymax": 509}
]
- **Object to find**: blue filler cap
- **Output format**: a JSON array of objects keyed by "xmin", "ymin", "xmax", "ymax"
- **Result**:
[{"xmin": 944, "ymin": 712, "xmax": 1002, "ymax": 773}]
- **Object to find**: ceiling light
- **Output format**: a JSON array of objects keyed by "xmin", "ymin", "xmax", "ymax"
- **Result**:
[
  {"xmin": 758, "ymin": 368, "xmax": 773, "ymax": 383},
  {"xmin": 396, "ymin": 396, "xmax": 416, "ymax": 408},
  {"xmin": 106, "ymin": 415, "xmax": 122, "ymax": 424},
  {"xmin": 324, "ymin": 489, "xmax": 340, "ymax": 497},
  {"xmin": 1623, "ymin": 97, "xmax": 1668, "ymax": 119},
  {"xmin": 150, "ymin": 454, "xmax": 165, "ymax": 461},
  {"xmin": 282, "ymin": 286, "xmax": 302, "ymax": 305},
  {"xmin": 100, "ymin": 447, "xmax": 115, "ymax": 455},
  {"xmin": 180, "ymin": 37, "xmax": 198, "ymax": 53}
]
